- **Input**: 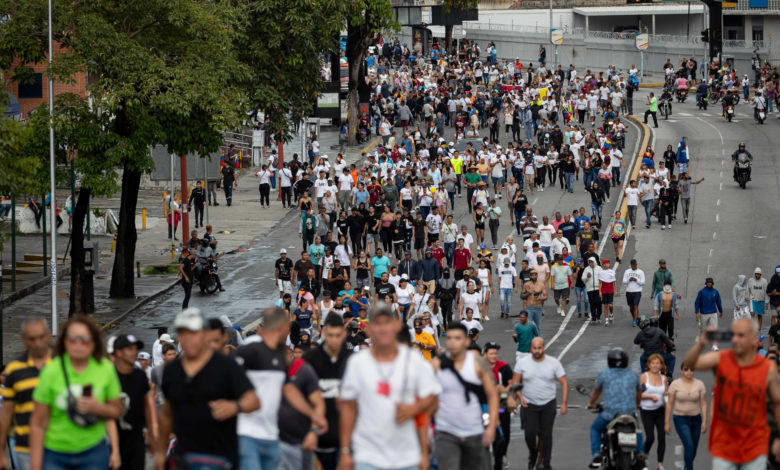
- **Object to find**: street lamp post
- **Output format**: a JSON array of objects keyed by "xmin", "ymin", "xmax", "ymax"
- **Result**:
[{"xmin": 48, "ymin": 0, "xmax": 58, "ymax": 332}]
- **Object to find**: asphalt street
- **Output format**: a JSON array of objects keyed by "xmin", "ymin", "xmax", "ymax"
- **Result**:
[{"xmin": 108, "ymin": 95, "xmax": 780, "ymax": 469}]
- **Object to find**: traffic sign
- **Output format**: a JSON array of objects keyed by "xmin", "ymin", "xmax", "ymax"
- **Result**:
[
  {"xmin": 635, "ymin": 33, "xmax": 649, "ymax": 50},
  {"xmin": 550, "ymin": 28, "xmax": 564, "ymax": 45}
]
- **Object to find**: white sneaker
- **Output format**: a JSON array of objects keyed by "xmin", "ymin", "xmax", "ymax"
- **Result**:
[
  {"xmin": 497, "ymin": 194, "xmax": 502, "ymax": 199},
  {"xmin": 560, "ymin": 309, "xmax": 566, "ymax": 317},
  {"xmin": 484, "ymin": 316, "xmax": 490, "ymax": 321}
]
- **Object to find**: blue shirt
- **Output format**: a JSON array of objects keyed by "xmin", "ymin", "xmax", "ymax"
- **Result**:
[
  {"xmin": 294, "ymin": 308, "xmax": 313, "ymax": 329},
  {"xmin": 595, "ymin": 368, "xmax": 641, "ymax": 418},
  {"xmin": 574, "ymin": 215, "xmax": 590, "ymax": 231},
  {"xmin": 371, "ymin": 256, "xmax": 391, "ymax": 277},
  {"xmin": 308, "ymin": 244, "xmax": 325, "ymax": 266},
  {"xmin": 354, "ymin": 190, "xmax": 369, "ymax": 206},
  {"xmin": 694, "ymin": 286, "xmax": 723, "ymax": 314}
]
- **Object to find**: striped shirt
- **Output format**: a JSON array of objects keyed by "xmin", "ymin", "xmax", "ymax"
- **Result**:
[{"xmin": 1, "ymin": 355, "xmax": 50, "ymax": 451}]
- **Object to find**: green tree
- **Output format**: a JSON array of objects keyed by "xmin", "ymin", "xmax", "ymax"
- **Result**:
[
  {"xmin": 442, "ymin": 0, "xmax": 480, "ymax": 52},
  {"xmin": 237, "ymin": 0, "xmax": 343, "ymax": 143},
  {"xmin": 0, "ymin": 0, "xmax": 245, "ymax": 298},
  {"xmin": 342, "ymin": 0, "xmax": 398, "ymax": 146}
]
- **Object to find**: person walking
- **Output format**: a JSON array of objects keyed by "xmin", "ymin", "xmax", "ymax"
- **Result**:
[
  {"xmin": 497, "ymin": 258, "xmax": 518, "ymax": 319},
  {"xmin": 433, "ymin": 324, "xmax": 499, "ymax": 470},
  {"xmin": 256, "ymin": 165, "xmax": 272, "ymax": 208},
  {"xmin": 483, "ymin": 342, "xmax": 513, "ymax": 470},
  {"xmin": 639, "ymin": 175, "xmax": 656, "ymax": 229},
  {"xmin": 677, "ymin": 173, "xmax": 704, "ymax": 224},
  {"xmin": 651, "ymin": 259, "xmax": 673, "ymax": 300},
  {"xmin": 510, "ymin": 337, "xmax": 568, "ymax": 470},
  {"xmin": 339, "ymin": 304, "xmax": 442, "ymax": 470},
  {"xmin": 178, "ymin": 248, "xmax": 196, "ymax": 310},
  {"xmin": 664, "ymin": 365, "xmax": 707, "ymax": 470},
  {"xmin": 221, "ymin": 157, "xmax": 237, "ymax": 206},
  {"xmin": 487, "ymin": 199, "xmax": 502, "ymax": 249},
  {"xmin": 622, "ymin": 259, "xmax": 646, "ymax": 326},
  {"xmin": 29, "ymin": 315, "xmax": 123, "ymax": 470},
  {"xmin": 653, "ymin": 280, "xmax": 680, "ymax": 339},
  {"xmin": 609, "ymin": 211, "xmax": 627, "ymax": 263},
  {"xmin": 157, "ymin": 309, "xmax": 259, "ymax": 469},
  {"xmin": 189, "ymin": 181, "xmax": 206, "ymax": 228},
  {"xmin": 683, "ymin": 318, "xmax": 780, "ymax": 468},
  {"xmin": 748, "ymin": 267, "xmax": 769, "ymax": 330},
  {"xmin": 644, "ymin": 92, "xmax": 659, "ymax": 128},
  {"xmin": 0, "ymin": 317, "xmax": 52, "ymax": 470},
  {"xmin": 694, "ymin": 277, "xmax": 723, "ymax": 334},
  {"xmin": 583, "ymin": 257, "xmax": 603, "ymax": 323},
  {"xmin": 732, "ymin": 275, "xmax": 751, "ymax": 320},
  {"xmin": 639, "ymin": 354, "xmax": 669, "ymax": 470},
  {"xmin": 522, "ymin": 269, "xmax": 548, "ymax": 334}
]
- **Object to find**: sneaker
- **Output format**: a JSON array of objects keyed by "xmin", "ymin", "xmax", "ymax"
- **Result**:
[
  {"xmin": 646, "ymin": 224, "xmax": 650, "ymax": 229},
  {"xmin": 632, "ymin": 320, "xmax": 637, "ymax": 327},
  {"xmin": 485, "ymin": 316, "xmax": 490, "ymax": 321},
  {"xmin": 684, "ymin": 219, "xmax": 688, "ymax": 224},
  {"xmin": 589, "ymin": 456, "xmax": 602, "ymax": 468},
  {"xmin": 556, "ymin": 306, "xmax": 561, "ymax": 314},
  {"xmin": 458, "ymin": 194, "xmax": 462, "ymax": 198},
  {"xmin": 660, "ymin": 226, "xmax": 665, "ymax": 231},
  {"xmin": 561, "ymin": 309, "xmax": 566, "ymax": 317},
  {"xmin": 497, "ymin": 194, "xmax": 502, "ymax": 199}
]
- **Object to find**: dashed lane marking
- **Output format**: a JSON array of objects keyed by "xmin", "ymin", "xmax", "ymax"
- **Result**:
[{"xmin": 546, "ymin": 305, "xmax": 576, "ymax": 350}]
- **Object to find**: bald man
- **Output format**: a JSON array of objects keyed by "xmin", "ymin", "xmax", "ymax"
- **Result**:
[
  {"xmin": 510, "ymin": 337, "xmax": 568, "ymax": 470},
  {"xmin": 683, "ymin": 318, "xmax": 780, "ymax": 469}
]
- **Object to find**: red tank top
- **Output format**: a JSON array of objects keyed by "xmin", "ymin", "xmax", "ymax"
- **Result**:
[{"xmin": 709, "ymin": 349, "xmax": 770, "ymax": 463}]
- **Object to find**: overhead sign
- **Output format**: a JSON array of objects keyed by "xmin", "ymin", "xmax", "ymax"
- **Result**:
[
  {"xmin": 635, "ymin": 33, "xmax": 649, "ymax": 50},
  {"xmin": 550, "ymin": 28, "xmax": 564, "ymax": 45}
]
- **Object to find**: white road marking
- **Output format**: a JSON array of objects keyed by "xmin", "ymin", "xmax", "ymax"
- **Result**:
[
  {"xmin": 716, "ymin": 199, "xmax": 720, "ymax": 206},
  {"xmin": 719, "ymin": 182, "xmax": 723, "ymax": 191},
  {"xmin": 709, "ymin": 248, "xmax": 714, "ymax": 257},
  {"xmin": 713, "ymin": 232, "xmax": 717, "ymax": 240},
  {"xmin": 719, "ymin": 171, "xmax": 723, "ymax": 178},
  {"xmin": 557, "ymin": 319, "xmax": 589, "ymax": 361},
  {"xmin": 678, "ymin": 112, "xmax": 693, "ymax": 116},
  {"xmin": 675, "ymin": 445, "xmax": 682, "ymax": 455},
  {"xmin": 707, "ymin": 264, "xmax": 712, "ymax": 274},
  {"xmin": 546, "ymin": 305, "xmax": 576, "ymax": 349},
  {"xmin": 674, "ymin": 462, "xmax": 684, "ymax": 469},
  {"xmin": 532, "ymin": 198, "xmax": 538, "ymax": 205},
  {"xmin": 715, "ymin": 213, "xmax": 720, "ymax": 223},
  {"xmin": 697, "ymin": 117, "xmax": 725, "ymax": 145}
]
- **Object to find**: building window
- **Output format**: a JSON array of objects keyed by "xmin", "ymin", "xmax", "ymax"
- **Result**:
[{"xmin": 18, "ymin": 73, "xmax": 43, "ymax": 99}]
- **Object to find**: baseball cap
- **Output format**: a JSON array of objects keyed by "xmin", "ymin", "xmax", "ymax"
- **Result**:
[
  {"xmin": 174, "ymin": 308, "xmax": 206, "ymax": 332},
  {"xmin": 468, "ymin": 328, "xmax": 480, "ymax": 338},
  {"xmin": 755, "ymin": 267, "xmax": 762, "ymax": 274},
  {"xmin": 280, "ymin": 248, "xmax": 287, "ymax": 254},
  {"xmin": 159, "ymin": 333, "xmax": 174, "ymax": 343},
  {"xmin": 503, "ymin": 258, "xmax": 510, "ymax": 265},
  {"xmin": 137, "ymin": 352, "xmax": 151, "ymax": 361},
  {"xmin": 401, "ymin": 274, "xmax": 409, "ymax": 281},
  {"xmin": 705, "ymin": 277, "xmax": 714, "ymax": 284},
  {"xmin": 114, "ymin": 334, "xmax": 145, "ymax": 351},
  {"xmin": 413, "ymin": 318, "xmax": 423, "ymax": 328},
  {"xmin": 483, "ymin": 341, "xmax": 501, "ymax": 353},
  {"xmin": 659, "ymin": 259, "xmax": 667, "ymax": 264}
]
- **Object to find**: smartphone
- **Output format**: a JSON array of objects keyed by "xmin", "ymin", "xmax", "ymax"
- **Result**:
[
  {"xmin": 82, "ymin": 384, "xmax": 93, "ymax": 397},
  {"xmin": 706, "ymin": 330, "xmax": 733, "ymax": 343}
]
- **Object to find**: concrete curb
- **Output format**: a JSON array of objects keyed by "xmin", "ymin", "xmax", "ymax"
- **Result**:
[
  {"xmin": 359, "ymin": 136, "xmax": 381, "ymax": 156},
  {"xmin": 101, "ymin": 278, "xmax": 180, "ymax": 331},
  {"xmin": 640, "ymin": 83, "xmax": 664, "ymax": 88},
  {"xmin": 0, "ymin": 266, "xmax": 72, "ymax": 308}
]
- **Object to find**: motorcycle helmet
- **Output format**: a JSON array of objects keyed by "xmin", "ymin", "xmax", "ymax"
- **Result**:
[
  {"xmin": 607, "ymin": 347, "xmax": 629, "ymax": 369},
  {"xmin": 637, "ymin": 315, "xmax": 650, "ymax": 329},
  {"xmin": 649, "ymin": 316, "xmax": 659, "ymax": 327},
  {"xmin": 738, "ymin": 142, "xmax": 746, "ymax": 149}
]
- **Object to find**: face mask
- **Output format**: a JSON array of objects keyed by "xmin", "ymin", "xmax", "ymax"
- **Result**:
[
  {"xmin": 663, "ymin": 286, "xmax": 672, "ymax": 293},
  {"xmin": 443, "ymin": 273, "xmax": 450, "ymax": 279}
]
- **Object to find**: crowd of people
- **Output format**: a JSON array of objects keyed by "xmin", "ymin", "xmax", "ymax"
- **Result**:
[{"xmin": 4, "ymin": 38, "xmax": 780, "ymax": 470}]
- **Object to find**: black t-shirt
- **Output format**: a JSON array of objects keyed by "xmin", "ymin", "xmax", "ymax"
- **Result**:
[
  {"xmin": 412, "ymin": 219, "xmax": 427, "ymax": 239},
  {"xmin": 366, "ymin": 214, "xmax": 380, "ymax": 234},
  {"xmin": 278, "ymin": 360, "xmax": 319, "ymax": 444},
  {"xmin": 303, "ymin": 345, "xmax": 351, "ymax": 448},
  {"xmin": 770, "ymin": 324, "xmax": 780, "ymax": 345},
  {"xmin": 514, "ymin": 195, "xmax": 528, "ymax": 213},
  {"xmin": 181, "ymin": 258, "xmax": 194, "ymax": 284},
  {"xmin": 162, "ymin": 352, "xmax": 253, "ymax": 466},
  {"xmin": 337, "ymin": 219, "xmax": 349, "ymax": 237},
  {"xmin": 346, "ymin": 214, "xmax": 365, "ymax": 233},
  {"xmin": 294, "ymin": 259, "xmax": 314, "ymax": 281},
  {"xmin": 558, "ymin": 221, "xmax": 577, "ymax": 246},
  {"xmin": 116, "ymin": 368, "xmax": 150, "ymax": 443},
  {"xmin": 376, "ymin": 282, "xmax": 396, "ymax": 299},
  {"xmin": 275, "ymin": 258, "xmax": 293, "ymax": 280}
]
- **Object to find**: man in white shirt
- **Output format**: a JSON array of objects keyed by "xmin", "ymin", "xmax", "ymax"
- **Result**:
[
  {"xmin": 497, "ymin": 258, "xmax": 519, "ymax": 319},
  {"xmin": 425, "ymin": 207, "xmax": 442, "ymax": 245},
  {"xmin": 537, "ymin": 216, "xmax": 555, "ymax": 261},
  {"xmin": 551, "ymin": 230, "xmax": 572, "ymax": 258},
  {"xmin": 621, "ymin": 259, "xmax": 646, "ymax": 325},
  {"xmin": 510, "ymin": 337, "xmax": 568, "ymax": 470},
  {"xmin": 456, "ymin": 225, "xmax": 475, "ymax": 255},
  {"xmin": 623, "ymin": 179, "xmax": 640, "ymax": 228},
  {"xmin": 339, "ymin": 305, "xmax": 441, "ymax": 470},
  {"xmin": 314, "ymin": 172, "xmax": 329, "ymax": 201},
  {"xmin": 609, "ymin": 148, "xmax": 624, "ymax": 186}
]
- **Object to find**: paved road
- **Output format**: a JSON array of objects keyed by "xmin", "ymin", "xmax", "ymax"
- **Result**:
[{"xmin": 109, "ymin": 98, "xmax": 780, "ymax": 470}]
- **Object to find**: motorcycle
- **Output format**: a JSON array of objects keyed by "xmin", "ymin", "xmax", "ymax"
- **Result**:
[
  {"xmin": 589, "ymin": 403, "xmax": 644, "ymax": 470},
  {"xmin": 199, "ymin": 258, "xmax": 221, "ymax": 294},
  {"xmin": 735, "ymin": 154, "xmax": 751, "ymax": 189},
  {"xmin": 675, "ymin": 88, "xmax": 688, "ymax": 103},
  {"xmin": 613, "ymin": 129, "xmax": 625, "ymax": 150},
  {"xmin": 726, "ymin": 105, "xmax": 735, "ymax": 122},
  {"xmin": 658, "ymin": 95, "xmax": 672, "ymax": 119},
  {"xmin": 696, "ymin": 94, "xmax": 708, "ymax": 110}
]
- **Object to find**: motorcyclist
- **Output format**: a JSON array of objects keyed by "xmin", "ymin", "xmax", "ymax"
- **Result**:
[
  {"xmin": 722, "ymin": 89, "xmax": 736, "ymax": 118},
  {"xmin": 587, "ymin": 348, "xmax": 646, "ymax": 469},
  {"xmin": 695, "ymin": 80, "xmax": 708, "ymax": 105},
  {"xmin": 633, "ymin": 315, "xmax": 675, "ymax": 380},
  {"xmin": 731, "ymin": 142, "xmax": 753, "ymax": 181},
  {"xmin": 197, "ymin": 238, "xmax": 224, "ymax": 292},
  {"xmin": 675, "ymin": 76, "xmax": 688, "ymax": 98}
]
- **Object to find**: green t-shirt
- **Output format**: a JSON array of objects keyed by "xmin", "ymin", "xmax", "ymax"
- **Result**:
[
  {"xmin": 551, "ymin": 265, "xmax": 573, "ymax": 290},
  {"xmin": 450, "ymin": 158, "xmax": 464, "ymax": 175},
  {"xmin": 33, "ymin": 354, "xmax": 121, "ymax": 453},
  {"xmin": 649, "ymin": 97, "xmax": 658, "ymax": 112},
  {"xmin": 514, "ymin": 321, "xmax": 538, "ymax": 353},
  {"xmin": 464, "ymin": 172, "xmax": 482, "ymax": 185}
]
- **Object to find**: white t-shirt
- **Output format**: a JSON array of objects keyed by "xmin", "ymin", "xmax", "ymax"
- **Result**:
[
  {"xmin": 461, "ymin": 318, "xmax": 484, "ymax": 332},
  {"xmin": 610, "ymin": 149, "xmax": 623, "ymax": 168},
  {"xmin": 513, "ymin": 355, "xmax": 566, "ymax": 406},
  {"xmin": 425, "ymin": 214, "xmax": 442, "ymax": 234},
  {"xmin": 256, "ymin": 169, "xmax": 271, "ymax": 185},
  {"xmin": 625, "ymin": 187, "xmax": 640, "ymax": 206},
  {"xmin": 340, "ymin": 346, "xmax": 442, "ymax": 468},
  {"xmin": 315, "ymin": 178, "xmax": 329, "ymax": 198},
  {"xmin": 456, "ymin": 233, "xmax": 475, "ymax": 253},
  {"xmin": 397, "ymin": 284, "xmax": 415, "ymax": 304},
  {"xmin": 497, "ymin": 265, "xmax": 517, "ymax": 289},
  {"xmin": 538, "ymin": 224, "xmax": 555, "ymax": 247}
]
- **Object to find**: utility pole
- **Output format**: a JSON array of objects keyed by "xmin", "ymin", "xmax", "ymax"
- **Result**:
[
  {"xmin": 181, "ymin": 154, "xmax": 189, "ymax": 247},
  {"xmin": 48, "ymin": 0, "xmax": 58, "ymax": 333}
]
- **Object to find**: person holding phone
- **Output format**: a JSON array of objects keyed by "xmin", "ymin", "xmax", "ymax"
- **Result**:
[
  {"xmin": 29, "ymin": 315, "xmax": 123, "ymax": 470},
  {"xmin": 682, "ymin": 318, "xmax": 780, "ymax": 469}
]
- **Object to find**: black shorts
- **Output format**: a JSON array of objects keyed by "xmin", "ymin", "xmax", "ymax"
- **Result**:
[
  {"xmin": 427, "ymin": 233, "xmax": 439, "ymax": 245},
  {"xmin": 601, "ymin": 293, "xmax": 614, "ymax": 304},
  {"xmin": 414, "ymin": 238, "xmax": 425, "ymax": 250},
  {"xmin": 626, "ymin": 292, "xmax": 642, "ymax": 307}
]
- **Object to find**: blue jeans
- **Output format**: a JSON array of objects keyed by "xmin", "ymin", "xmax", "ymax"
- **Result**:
[
  {"xmin": 527, "ymin": 306, "xmax": 542, "ymax": 334},
  {"xmin": 591, "ymin": 202, "xmax": 603, "ymax": 223},
  {"xmin": 590, "ymin": 413, "xmax": 644, "ymax": 458},
  {"xmin": 444, "ymin": 242, "xmax": 455, "ymax": 267},
  {"xmin": 357, "ymin": 464, "xmax": 417, "ymax": 470},
  {"xmin": 524, "ymin": 123, "xmax": 534, "ymax": 140},
  {"xmin": 239, "ymin": 436, "xmax": 282, "ymax": 470},
  {"xmin": 455, "ymin": 174, "xmax": 462, "ymax": 195},
  {"xmin": 575, "ymin": 286, "xmax": 589, "ymax": 315},
  {"xmin": 565, "ymin": 172, "xmax": 574, "ymax": 191},
  {"xmin": 500, "ymin": 287, "xmax": 513, "ymax": 314},
  {"xmin": 642, "ymin": 200, "xmax": 654, "ymax": 226},
  {"xmin": 673, "ymin": 414, "xmax": 702, "ymax": 470},
  {"xmin": 514, "ymin": 208, "xmax": 526, "ymax": 235},
  {"xmin": 743, "ymin": 85, "xmax": 749, "ymax": 100},
  {"xmin": 447, "ymin": 191, "xmax": 455, "ymax": 210},
  {"xmin": 541, "ymin": 246, "xmax": 551, "ymax": 261},
  {"xmin": 270, "ymin": 170, "xmax": 277, "ymax": 189},
  {"xmin": 399, "ymin": 303, "xmax": 411, "ymax": 323},
  {"xmin": 43, "ymin": 439, "xmax": 109, "ymax": 470}
]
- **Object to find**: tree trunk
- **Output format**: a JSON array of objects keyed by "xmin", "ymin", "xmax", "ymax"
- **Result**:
[
  {"xmin": 0, "ymin": 253, "xmax": 4, "ymax": 365},
  {"xmin": 69, "ymin": 188, "xmax": 90, "ymax": 315},
  {"xmin": 109, "ymin": 164, "xmax": 141, "ymax": 298},
  {"xmin": 445, "ymin": 25, "xmax": 453, "ymax": 55},
  {"xmin": 346, "ymin": 21, "xmax": 369, "ymax": 147}
]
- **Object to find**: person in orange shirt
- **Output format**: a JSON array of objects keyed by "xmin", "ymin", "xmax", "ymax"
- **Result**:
[
  {"xmin": 682, "ymin": 318, "xmax": 780, "ymax": 469},
  {"xmin": 413, "ymin": 318, "xmax": 437, "ymax": 361}
]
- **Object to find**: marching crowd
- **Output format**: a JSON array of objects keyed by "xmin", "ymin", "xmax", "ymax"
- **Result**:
[{"xmin": 3, "ymin": 37, "xmax": 780, "ymax": 470}]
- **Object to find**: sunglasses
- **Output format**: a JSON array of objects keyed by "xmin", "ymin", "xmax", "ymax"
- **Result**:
[{"xmin": 66, "ymin": 335, "xmax": 93, "ymax": 345}]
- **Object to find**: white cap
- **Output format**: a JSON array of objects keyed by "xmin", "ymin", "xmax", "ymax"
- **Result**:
[
  {"xmin": 755, "ymin": 267, "xmax": 762, "ymax": 274},
  {"xmin": 401, "ymin": 274, "xmax": 409, "ymax": 280},
  {"xmin": 137, "ymin": 352, "xmax": 151, "ymax": 360},
  {"xmin": 174, "ymin": 308, "xmax": 205, "ymax": 332},
  {"xmin": 280, "ymin": 248, "xmax": 287, "ymax": 254},
  {"xmin": 159, "ymin": 333, "xmax": 173, "ymax": 343}
]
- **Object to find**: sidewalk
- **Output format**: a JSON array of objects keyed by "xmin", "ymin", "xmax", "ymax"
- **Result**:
[{"xmin": 1, "ymin": 126, "xmax": 376, "ymax": 358}]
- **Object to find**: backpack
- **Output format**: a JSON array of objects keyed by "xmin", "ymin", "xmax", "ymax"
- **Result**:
[{"xmin": 437, "ymin": 353, "xmax": 487, "ymax": 405}]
